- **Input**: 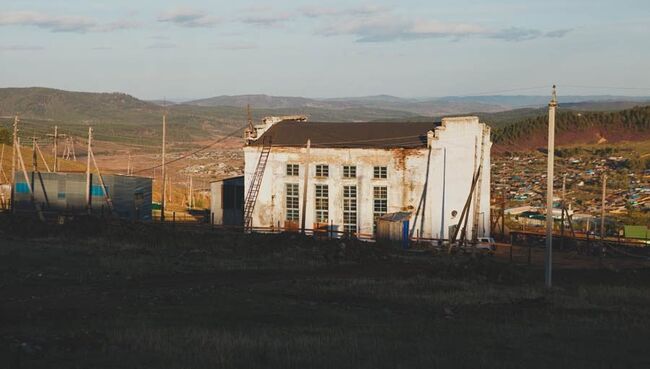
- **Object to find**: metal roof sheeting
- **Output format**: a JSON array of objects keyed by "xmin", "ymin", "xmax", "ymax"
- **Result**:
[{"xmin": 249, "ymin": 120, "xmax": 439, "ymax": 149}]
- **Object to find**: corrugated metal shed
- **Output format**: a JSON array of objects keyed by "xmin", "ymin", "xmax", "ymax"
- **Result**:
[
  {"xmin": 210, "ymin": 175, "xmax": 244, "ymax": 226},
  {"xmin": 13, "ymin": 172, "xmax": 152, "ymax": 221}
]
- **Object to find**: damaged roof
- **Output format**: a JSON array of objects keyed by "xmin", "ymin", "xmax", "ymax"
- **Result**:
[{"xmin": 250, "ymin": 120, "xmax": 440, "ymax": 149}]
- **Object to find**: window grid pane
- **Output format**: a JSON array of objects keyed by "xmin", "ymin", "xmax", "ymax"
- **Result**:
[
  {"xmin": 285, "ymin": 183, "xmax": 299, "ymax": 221},
  {"xmin": 373, "ymin": 186, "xmax": 388, "ymax": 217},
  {"xmin": 373, "ymin": 166, "xmax": 387, "ymax": 179},
  {"xmin": 343, "ymin": 185, "xmax": 357, "ymax": 233},
  {"xmin": 315, "ymin": 164, "xmax": 329, "ymax": 177},
  {"xmin": 343, "ymin": 165, "xmax": 356, "ymax": 178},
  {"xmin": 286, "ymin": 164, "xmax": 299, "ymax": 176},
  {"xmin": 315, "ymin": 184, "xmax": 329, "ymax": 222}
]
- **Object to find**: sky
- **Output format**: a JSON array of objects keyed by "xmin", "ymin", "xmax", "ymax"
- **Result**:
[{"xmin": 1, "ymin": 0, "xmax": 649, "ymax": 100}]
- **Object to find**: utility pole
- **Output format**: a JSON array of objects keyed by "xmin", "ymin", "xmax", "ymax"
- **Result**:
[
  {"xmin": 501, "ymin": 186, "xmax": 506, "ymax": 238},
  {"xmin": 86, "ymin": 127, "xmax": 93, "ymax": 213},
  {"xmin": 53, "ymin": 125, "xmax": 58, "ymax": 172},
  {"xmin": 188, "ymin": 175, "xmax": 193, "ymax": 210},
  {"xmin": 300, "ymin": 139, "xmax": 310, "ymax": 234},
  {"xmin": 127, "ymin": 152, "xmax": 132, "ymax": 175},
  {"xmin": 560, "ymin": 173, "xmax": 569, "ymax": 250},
  {"xmin": 0, "ymin": 144, "xmax": 8, "ymax": 183},
  {"xmin": 545, "ymin": 85, "xmax": 557, "ymax": 289},
  {"xmin": 11, "ymin": 116, "xmax": 18, "ymax": 185},
  {"xmin": 160, "ymin": 114, "xmax": 167, "ymax": 221},
  {"xmin": 32, "ymin": 135, "xmax": 37, "ymax": 171},
  {"xmin": 600, "ymin": 174, "xmax": 607, "ymax": 239}
]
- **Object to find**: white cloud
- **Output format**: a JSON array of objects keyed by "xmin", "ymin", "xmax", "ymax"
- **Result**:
[
  {"xmin": 545, "ymin": 28, "xmax": 573, "ymax": 38},
  {"xmin": 240, "ymin": 13, "xmax": 292, "ymax": 27},
  {"xmin": 147, "ymin": 42, "xmax": 177, "ymax": 49},
  {"xmin": 213, "ymin": 42, "xmax": 257, "ymax": 50},
  {"xmin": 0, "ymin": 11, "xmax": 137, "ymax": 33},
  {"xmin": 158, "ymin": 8, "xmax": 220, "ymax": 27},
  {"xmin": 317, "ymin": 11, "xmax": 572, "ymax": 43},
  {"xmin": 301, "ymin": 5, "xmax": 387, "ymax": 18},
  {"xmin": 0, "ymin": 45, "xmax": 44, "ymax": 51}
]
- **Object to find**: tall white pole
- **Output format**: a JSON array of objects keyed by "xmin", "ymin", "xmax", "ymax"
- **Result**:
[
  {"xmin": 86, "ymin": 127, "xmax": 93, "ymax": 213},
  {"xmin": 545, "ymin": 85, "xmax": 557, "ymax": 288},
  {"xmin": 160, "ymin": 114, "xmax": 167, "ymax": 221}
]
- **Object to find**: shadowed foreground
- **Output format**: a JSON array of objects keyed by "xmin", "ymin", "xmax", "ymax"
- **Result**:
[{"xmin": 1, "ymin": 218, "xmax": 650, "ymax": 368}]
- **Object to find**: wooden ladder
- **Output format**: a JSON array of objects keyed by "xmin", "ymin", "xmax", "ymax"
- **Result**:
[{"xmin": 243, "ymin": 138, "xmax": 272, "ymax": 231}]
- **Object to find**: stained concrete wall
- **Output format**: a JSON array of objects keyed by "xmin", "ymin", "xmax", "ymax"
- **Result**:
[{"xmin": 243, "ymin": 117, "xmax": 491, "ymax": 239}]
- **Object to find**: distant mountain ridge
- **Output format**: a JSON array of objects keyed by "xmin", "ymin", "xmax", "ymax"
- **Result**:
[
  {"xmin": 2, "ymin": 87, "xmax": 650, "ymax": 151},
  {"xmin": 183, "ymin": 93, "xmax": 650, "ymax": 117}
]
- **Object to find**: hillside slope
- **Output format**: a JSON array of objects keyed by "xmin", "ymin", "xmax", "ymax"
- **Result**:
[
  {"xmin": 0, "ymin": 88, "xmax": 418, "ymax": 147},
  {"xmin": 492, "ymin": 106, "xmax": 650, "ymax": 151}
]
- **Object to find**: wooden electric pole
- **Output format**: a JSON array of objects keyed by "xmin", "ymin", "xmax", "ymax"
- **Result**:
[
  {"xmin": 600, "ymin": 174, "xmax": 607, "ymax": 239},
  {"xmin": 560, "ymin": 173, "xmax": 568, "ymax": 250},
  {"xmin": 545, "ymin": 85, "xmax": 557, "ymax": 289},
  {"xmin": 11, "ymin": 116, "xmax": 18, "ymax": 185},
  {"xmin": 188, "ymin": 175, "xmax": 193, "ymax": 210},
  {"xmin": 53, "ymin": 125, "xmax": 58, "ymax": 172},
  {"xmin": 160, "ymin": 114, "xmax": 167, "ymax": 222},
  {"xmin": 127, "ymin": 152, "xmax": 132, "ymax": 175}
]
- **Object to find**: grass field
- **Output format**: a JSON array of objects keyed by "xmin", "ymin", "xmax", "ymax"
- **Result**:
[{"xmin": 1, "ymin": 217, "xmax": 650, "ymax": 368}]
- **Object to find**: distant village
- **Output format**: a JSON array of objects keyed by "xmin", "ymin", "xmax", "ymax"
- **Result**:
[{"xmin": 493, "ymin": 149, "xmax": 650, "ymax": 235}]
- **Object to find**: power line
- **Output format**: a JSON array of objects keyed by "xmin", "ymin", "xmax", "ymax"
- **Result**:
[
  {"xmin": 563, "ymin": 85, "xmax": 650, "ymax": 91},
  {"xmin": 132, "ymin": 123, "xmax": 248, "ymax": 174},
  {"xmin": 457, "ymin": 86, "xmax": 550, "ymax": 96}
]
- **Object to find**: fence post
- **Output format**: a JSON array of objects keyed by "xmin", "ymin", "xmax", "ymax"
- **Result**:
[
  {"xmin": 172, "ymin": 211, "xmax": 176, "ymax": 229},
  {"xmin": 211, "ymin": 213, "xmax": 214, "ymax": 229},
  {"xmin": 509, "ymin": 233, "xmax": 514, "ymax": 263}
]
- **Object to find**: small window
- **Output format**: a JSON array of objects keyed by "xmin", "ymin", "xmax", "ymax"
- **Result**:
[
  {"xmin": 286, "ymin": 164, "xmax": 299, "ymax": 176},
  {"xmin": 343, "ymin": 165, "xmax": 356, "ymax": 178},
  {"xmin": 315, "ymin": 164, "xmax": 329, "ymax": 177},
  {"xmin": 373, "ymin": 166, "xmax": 387, "ymax": 179}
]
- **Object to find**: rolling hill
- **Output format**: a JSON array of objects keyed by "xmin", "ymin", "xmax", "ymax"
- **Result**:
[{"xmin": 0, "ymin": 88, "xmax": 421, "ymax": 148}]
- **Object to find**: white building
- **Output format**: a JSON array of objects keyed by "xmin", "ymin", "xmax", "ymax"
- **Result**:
[{"xmin": 242, "ymin": 116, "xmax": 491, "ymax": 240}]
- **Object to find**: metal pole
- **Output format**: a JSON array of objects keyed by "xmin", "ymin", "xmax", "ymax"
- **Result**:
[
  {"xmin": 545, "ymin": 85, "xmax": 557, "ymax": 288},
  {"xmin": 161, "ymin": 114, "xmax": 167, "ymax": 222}
]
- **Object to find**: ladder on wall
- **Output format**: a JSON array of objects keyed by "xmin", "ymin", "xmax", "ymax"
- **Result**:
[{"xmin": 243, "ymin": 138, "xmax": 272, "ymax": 231}]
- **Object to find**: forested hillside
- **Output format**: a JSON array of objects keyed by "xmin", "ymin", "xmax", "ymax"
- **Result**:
[{"xmin": 492, "ymin": 106, "xmax": 650, "ymax": 151}]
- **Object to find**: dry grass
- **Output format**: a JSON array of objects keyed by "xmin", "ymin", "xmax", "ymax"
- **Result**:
[{"xmin": 1, "ymin": 217, "xmax": 650, "ymax": 368}]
